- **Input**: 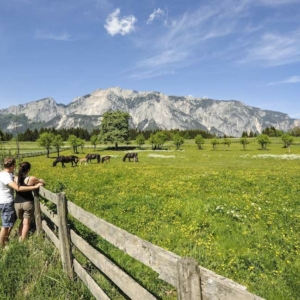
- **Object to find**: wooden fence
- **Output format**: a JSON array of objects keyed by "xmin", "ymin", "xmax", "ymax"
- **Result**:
[{"xmin": 33, "ymin": 187, "xmax": 264, "ymax": 300}]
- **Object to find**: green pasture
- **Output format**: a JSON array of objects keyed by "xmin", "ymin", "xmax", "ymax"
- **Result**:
[{"xmin": 2, "ymin": 138, "xmax": 300, "ymax": 299}]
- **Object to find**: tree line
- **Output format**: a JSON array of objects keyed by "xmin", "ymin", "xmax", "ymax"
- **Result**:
[
  {"xmin": 1, "ymin": 112, "xmax": 299, "ymax": 153},
  {"xmin": 242, "ymin": 126, "xmax": 300, "ymax": 138},
  {"xmin": 0, "ymin": 130, "xmax": 13, "ymax": 141},
  {"xmin": 0, "ymin": 121, "xmax": 214, "ymax": 143}
]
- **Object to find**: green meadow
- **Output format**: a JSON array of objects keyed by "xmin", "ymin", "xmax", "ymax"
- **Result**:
[{"xmin": 1, "ymin": 138, "xmax": 300, "ymax": 299}]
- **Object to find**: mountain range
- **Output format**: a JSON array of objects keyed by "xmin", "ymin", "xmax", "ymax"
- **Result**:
[{"xmin": 0, "ymin": 87, "xmax": 299, "ymax": 137}]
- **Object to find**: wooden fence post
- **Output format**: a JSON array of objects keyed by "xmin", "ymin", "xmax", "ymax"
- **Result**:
[
  {"xmin": 57, "ymin": 192, "xmax": 74, "ymax": 280},
  {"xmin": 177, "ymin": 257, "xmax": 202, "ymax": 300},
  {"xmin": 33, "ymin": 189, "xmax": 43, "ymax": 234}
]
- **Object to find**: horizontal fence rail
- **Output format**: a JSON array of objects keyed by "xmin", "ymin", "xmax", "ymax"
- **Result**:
[
  {"xmin": 67, "ymin": 201, "xmax": 179, "ymax": 287},
  {"xmin": 34, "ymin": 187, "xmax": 264, "ymax": 300},
  {"xmin": 2, "ymin": 147, "xmax": 71, "ymax": 159}
]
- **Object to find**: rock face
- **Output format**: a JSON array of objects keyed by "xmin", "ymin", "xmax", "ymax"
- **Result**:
[{"xmin": 0, "ymin": 87, "xmax": 299, "ymax": 137}]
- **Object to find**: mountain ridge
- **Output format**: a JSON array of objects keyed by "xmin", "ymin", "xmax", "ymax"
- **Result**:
[{"xmin": 0, "ymin": 87, "xmax": 299, "ymax": 137}]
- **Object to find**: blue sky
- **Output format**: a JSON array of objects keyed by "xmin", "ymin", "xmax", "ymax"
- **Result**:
[{"xmin": 0, "ymin": 0, "xmax": 300, "ymax": 118}]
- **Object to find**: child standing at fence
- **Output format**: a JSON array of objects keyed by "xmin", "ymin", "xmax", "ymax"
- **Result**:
[
  {"xmin": 0, "ymin": 158, "xmax": 43, "ymax": 248},
  {"xmin": 14, "ymin": 161, "xmax": 45, "ymax": 241}
]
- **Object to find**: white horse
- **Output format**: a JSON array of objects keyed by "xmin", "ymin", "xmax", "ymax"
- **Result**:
[{"xmin": 79, "ymin": 158, "xmax": 88, "ymax": 166}]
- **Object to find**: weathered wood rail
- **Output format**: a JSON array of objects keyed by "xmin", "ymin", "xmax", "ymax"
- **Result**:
[{"xmin": 34, "ymin": 187, "xmax": 264, "ymax": 300}]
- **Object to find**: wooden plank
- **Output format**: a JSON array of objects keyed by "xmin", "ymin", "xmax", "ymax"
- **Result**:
[
  {"xmin": 40, "ymin": 202, "xmax": 59, "ymax": 226},
  {"xmin": 177, "ymin": 257, "xmax": 201, "ymax": 300},
  {"xmin": 57, "ymin": 193, "xmax": 74, "ymax": 279},
  {"xmin": 33, "ymin": 189, "xmax": 42, "ymax": 234},
  {"xmin": 67, "ymin": 201, "xmax": 179, "ymax": 287},
  {"xmin": 71, "ymin": 230, "xmax": 157, "ymax": 300},
  {"xmin": 199, "ymin": 266, "xmax": 265, "ymax": 300},
  {"xmin": 42, "ymin": 220, "xmax": 59, "ymax": 249},
  {"xmin": 39, "ymin": 186, "xmax": 59, "ymax": 205},
  {"xmin": 73, "ymin": 259, "xmax": 111, "ymax": 300}
]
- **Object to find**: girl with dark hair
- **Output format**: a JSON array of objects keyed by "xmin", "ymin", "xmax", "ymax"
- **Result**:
[
  {"xmin": 14, "ymin": 162, "xmax": 45, "ymax": 241},
  {"xmin": 0, "ymin": 158, "xmax": 43, "ymax": 248}
]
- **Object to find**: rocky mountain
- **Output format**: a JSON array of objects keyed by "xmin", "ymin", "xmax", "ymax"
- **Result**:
[{"xmin": 0, "ymin": 87, "xmax": 299, "ymax": 137}]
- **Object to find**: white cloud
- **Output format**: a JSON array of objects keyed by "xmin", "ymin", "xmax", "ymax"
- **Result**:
[
  {"xmin": 242, "ymin": 31, "xmax": 300, "ymax": 66},
  {"xmin": 257, "ymin": 0, "xmax": 300, "ymax": 6},
  {"xmin": 286, "ymin": 76, "xmax": 300, "ymax": 83},
  {"xmin": 136, "ymin": 49, "xmax": 189, "ymax": 68},
  {"xmin": 268, "ymin": 76, "xmax": 300, "ymax": 86},
  {"xmin": 128, "ymin": 69, "xmax": 175, "ymax": 80},
  {"xmin": 126, "ymin": 0, "xmax": 300, "ymax": 79},
  {"xmin": 146, "ymin": 8, "xmax": 166, "ymax": 24},
  {"xmin": 131, "ymin": 1, "xmax": 244, "ymax": 76},
  {"xmin": 104, "ymin": 8, "xmax": 136, "ymax": 36},
  {"xmin": 34, "ymin": 30, "xmax": 73, "ymax": 41}
]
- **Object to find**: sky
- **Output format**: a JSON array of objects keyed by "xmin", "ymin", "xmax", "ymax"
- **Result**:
[{"xmin": 0, "ymin": 0, "xmax": 300, "ymax": 118}]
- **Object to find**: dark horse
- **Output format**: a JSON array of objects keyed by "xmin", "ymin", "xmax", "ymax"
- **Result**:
[
  {"xmin": 53, "ymin": 155, "xmax": 79, "ymax": 167},
  {"xmin": 123, "ymin": 153, "xmax": 138, "ymax": 162},
  {"xmin": 101, "ymin": 156, "xmax": 111, "ymax": 163},
  {"xmin": 86, "ymin": 153, "xmax": 101, "ymax": 163}
]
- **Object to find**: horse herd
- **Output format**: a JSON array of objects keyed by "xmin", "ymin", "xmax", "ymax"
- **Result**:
[{"xmin": 52, "ymin": 153, "xmax": 138, "ymax": 167}]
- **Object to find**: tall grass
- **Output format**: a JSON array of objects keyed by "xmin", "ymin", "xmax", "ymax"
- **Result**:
[{"xmin": 0, "ymin": 231, "xmax": 92, "ymax": 299}]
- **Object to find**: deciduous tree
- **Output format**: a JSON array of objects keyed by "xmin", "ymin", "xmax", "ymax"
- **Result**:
[
  {"xmin": 37, "ymin": 132, "xmax": 54, "ymax": 158},
  {"xmin": 222, "ymin": 138, "xmax": 231, "ymax": 149},
  {"xmin": 195, "ymin": 134, "xmax": 205, "ymax": 150},
  {"xmin": 98, "ymin": 111, "xmax": 130, "ymax": 149},
  {"xmin": 256, "ymin": 134, "xmax": 271, "ymax": 150},
  {"xmin": 149, "ymin": 132, "xmax": 169, "ymax": 150},
  {"xmin": 240, "ymin": 137, "xmax": 249, "ymax": 150},
  {"xmin": 281, "ymin": 133, "xmax": 293, "ymax": 153},
  {"xmin": 78, "ymin": 138, "xmax": 85, "ymax": 153},
  {"xmin": 90, "ymin": 135, "xmax": 98, "ymax": 150},
  {"xmin": 211, "ymin": 138, "xmax": 220, "ymax": 150},
  {"xmin": 173, "ymin": 133, "xmax": 184, "ymax": 150},
  {"xmin": 52, "ymin": 135, "xmax": 64, "ymax": 157},
  {"xmin": 136, "ymin": 134, "xmax": 145, "ymax": 149},
  {"xmin": 68, "ymin": 135, "xmax": 79, "ymax": 153}
]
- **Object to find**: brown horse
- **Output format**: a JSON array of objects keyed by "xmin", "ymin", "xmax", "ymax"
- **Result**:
[
  {"xmin": 86, "ymin": 153, "xmax": 100, "ymax": 163},
  {"xmin": 123, "ymin": 153, "xmax": 138, "ymax": 162},
  {"xmin": 53, "ymin": 155, "xmax": 79, "ymax": 167},
  {"xmin": 101, "ymin": 156, "xmax": 111, "ymax": 163}
]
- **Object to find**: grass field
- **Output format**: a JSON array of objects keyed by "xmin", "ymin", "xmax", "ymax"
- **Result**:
[{"xmin": 1, "ymin": 138, "xmax": 300, "ymax": 299}]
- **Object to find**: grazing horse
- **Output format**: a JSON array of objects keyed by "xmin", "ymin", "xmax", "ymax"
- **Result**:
[
  {"xmin": 123, "ymin": 153, "xmax": 138, "ymax": 162},
  {"xmin": 101, "ymin": 156, "xmax": 111, "ymax": 163},
  {"xmin": 79, "ymin": 158, "xmax": 88, "ymax": 166},
  {"xmin": 53, "ymin": 155, "xmax": 79, "ymax": 167},
  {"xmin": 86, "ymin": 153, "xmax": 101, "ymax": 163}
]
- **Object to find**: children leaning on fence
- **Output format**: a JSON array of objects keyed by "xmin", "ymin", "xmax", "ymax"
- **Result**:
[{"xmin": 0, "ymin": 158, "xmax": 43, "ymax": 248}]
